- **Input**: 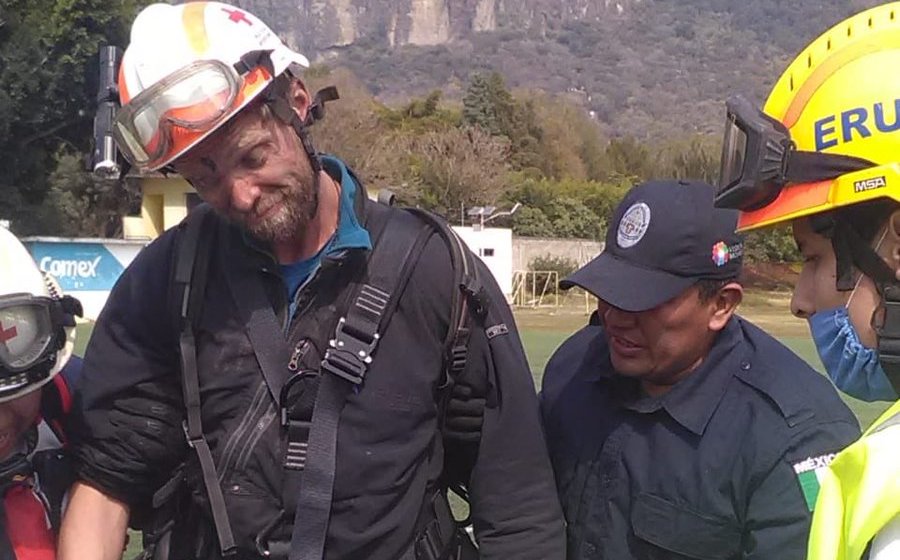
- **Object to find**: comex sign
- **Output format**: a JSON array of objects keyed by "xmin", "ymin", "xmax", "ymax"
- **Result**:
[
  {"xmin": 41, "ymin": 256, "xmax": 102, "ymax": 280},
  {"xmin": 27, "ymin": 243, "xmax": 125, "ymax": 291}
]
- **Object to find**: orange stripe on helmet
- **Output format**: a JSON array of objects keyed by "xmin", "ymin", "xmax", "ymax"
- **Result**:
[
  {"xmin": 737, "ymin": 180, "xmax": 832, "ymax": 230},
  {"xmin": 118, "ymin": 53, "xmax": 131, "ymax": 104},
  {"xmin": 182, "ymin": 2, "xmax": 210, "ymax": 55},
  {"xmin": 781, "ymin": 35, "xmax": 900, "ymax": 128}
]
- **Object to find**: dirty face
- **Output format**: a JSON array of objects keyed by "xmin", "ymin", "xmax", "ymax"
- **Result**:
[
  {"xmin": 175, "ymin": 103, "xmax": 320, "ymax": 244},
  {"xmin": 0, "ymin": 391, "xmax": 40, "ymax": 461}
]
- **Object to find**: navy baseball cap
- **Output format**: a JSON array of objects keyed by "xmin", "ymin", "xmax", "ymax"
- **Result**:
[{"xmin": 560, "ymin": 180, "xmax": 743, "ymax": 312}]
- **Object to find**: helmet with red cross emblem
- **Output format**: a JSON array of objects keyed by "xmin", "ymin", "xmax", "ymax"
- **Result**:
[
  {"xmin": 0, "ymin": 228, "xmax": 82, "ymax": 403},
  {"xmin": 114, "ymin": 2, "xmax": 310, "ymax": 172}
]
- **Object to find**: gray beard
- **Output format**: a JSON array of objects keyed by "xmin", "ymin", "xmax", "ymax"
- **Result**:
[{"xmin": 246, "ymin": 174, "xmax": 320, "ymax": 244}]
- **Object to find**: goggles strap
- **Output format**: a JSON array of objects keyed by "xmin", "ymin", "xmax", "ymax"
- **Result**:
[
  {"xmin": 878, "ymin": 284, "xmax": 900, "ymax": 395},
  {"xmin": 234, "ymin": 50, "xmax": 275, "ymax": 77},
  {"xmin": 784, "ymin": 151, "xmax": 874, "ymax": 184},
  {"xmin": 263, "ymin": 77, "xmax": 323, "ymax": 173}
]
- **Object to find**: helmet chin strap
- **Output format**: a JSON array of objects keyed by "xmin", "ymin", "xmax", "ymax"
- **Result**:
[
  {"xmin": 262, "ymin": 74, "xmax": 340, "ymax": 175},
  {"xmin": 813, "ymin": 214, "xmax": 900, "ymax": 393}
]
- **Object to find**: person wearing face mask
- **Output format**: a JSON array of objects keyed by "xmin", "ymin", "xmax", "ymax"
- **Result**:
[
  {"xmin": 540, "ymin": 179, "xmax": 859, "ymax": 560},
  {"xmin": 714, "ymin": 3, "xmax": 900, "ymax": 557},
  {"xmin": 0, "ymin": 227, "xmax": 84, "ymax": 559}
]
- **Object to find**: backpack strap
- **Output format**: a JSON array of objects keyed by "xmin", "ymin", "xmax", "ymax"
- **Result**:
[
  {"xmin": 405, "ymin": 209, "xmax": 490, "ymax": 388},
  {"xmin": 171, "ymin": 204, "xmax": 237, "ymax": 557}
]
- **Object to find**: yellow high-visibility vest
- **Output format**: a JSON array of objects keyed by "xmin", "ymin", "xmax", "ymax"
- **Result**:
[{"xmin": 808, "ymin": 399, "xmax": 900, "ymax": 560}]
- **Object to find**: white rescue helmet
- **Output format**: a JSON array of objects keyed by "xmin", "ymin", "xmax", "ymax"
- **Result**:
[
  {"xmin": 0, "ymin": 228, "xmax": 81, "ymax": 403},
  {"xmin": 114, "ymin": 1, "xmax": 310, "ymax": 172}
]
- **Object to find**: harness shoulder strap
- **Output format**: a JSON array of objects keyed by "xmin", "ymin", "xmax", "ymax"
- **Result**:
[
  {"xmin": 289, "ymin": 206, "xmax": 433, "ymax": 560},
  {"xmin": 171, "ymin": 204, "xmax": 237, "ymax": 557}
]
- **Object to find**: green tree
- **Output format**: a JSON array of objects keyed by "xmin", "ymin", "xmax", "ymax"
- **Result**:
[
  {"xmin": 654, "ymin": 137, "xmax": 721, "ymax": 183},
  {"xmin": 545, "ymin": 197, "xmax": 603, "ymax": 240},
  {"xmin": 0, "ymin": 0, "xmax": 146, "ymax": 234},
  {"xmin": 512, "ymin": 206, "xmax": 554, "ymax": 237},
  {"xmin": 46, "ymin": 151, "xmax": 134, "ymax": 237},
  {"xmin": 744, "ymin": 227, "xmax": 799, "ymax": 262},
  {"xmin": 462, "ymin": 72, "xmax": 546, "ymax": 173},
  {"xmin": 605, "ymin": 137, "xmax": 655, "ymax": 181},
  {"xmin": 392, "ymin": 126, "xmax": 512, "ymax": 219}
]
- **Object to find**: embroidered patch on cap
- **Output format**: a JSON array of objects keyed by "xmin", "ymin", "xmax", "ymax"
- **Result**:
[
  {"xmin": 617, "ymin": 202, "xmax": 651, "ymax": 248},
  {"xmin": 792, "ymin": 453, "xmax": 837, "ymax": 511},
  {"xmin": 711, "ymin": 240, "xmax": 743, "ymax": 267}
]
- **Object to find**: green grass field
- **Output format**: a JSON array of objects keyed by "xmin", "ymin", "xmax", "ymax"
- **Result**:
[
  {"xmin": 72, "ymin": 289, "xmax": 891, "ymax": 431},
  {"xmin": 71, "ymin": 290, "xmax": 890, "ymax": 557},
  {"xmin": 514, "ymin": 291, "xmax": 892, "ymax": 429}
]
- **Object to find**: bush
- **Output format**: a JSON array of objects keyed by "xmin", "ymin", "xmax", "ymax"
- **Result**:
[
  {"xmin": 743, "ymin": 227, "xmax": 799, "ymax": 263},
  {"xmin": 527, "ymin": 254, "xmax": 579, "ymax": 295}
]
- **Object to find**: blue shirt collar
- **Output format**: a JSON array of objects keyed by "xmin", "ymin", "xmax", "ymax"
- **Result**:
[{"xmin": 320, "ymin": 155, "xmax": 372, "ymax": 254}]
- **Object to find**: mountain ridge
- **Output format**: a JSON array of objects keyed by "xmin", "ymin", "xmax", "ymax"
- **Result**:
[{"xmin": 234, "ymin": 0, "xmax": 883, "ymax": 139}]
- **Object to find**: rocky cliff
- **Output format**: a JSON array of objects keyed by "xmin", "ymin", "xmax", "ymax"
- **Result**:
[
  {"xmin": 233, "ymin": 0, "xmax": 881, "ymax": 139},
  {"xmin": 237, "ymin": 0, "xmax": 638, "ymax": 52}
]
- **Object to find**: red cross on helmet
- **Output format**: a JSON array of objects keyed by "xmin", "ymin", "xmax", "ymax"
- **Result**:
[
  {"xmin": 114, "ymin": 2, "xmax": 310, "ymax": 172},
  {"xmin": 0, "ymin": 228, "xmax": 82, "ymax": 403}
]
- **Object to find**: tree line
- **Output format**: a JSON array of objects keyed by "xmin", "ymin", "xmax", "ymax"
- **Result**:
[
  {"xmin": 0, "ymin": 0, "xmax": 795, "ymax": 261},
  {"xmin": 306, "ymin": 67, "xmax": 797, "ymax": 261}
]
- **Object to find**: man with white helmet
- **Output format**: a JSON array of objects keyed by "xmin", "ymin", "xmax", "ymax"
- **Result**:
[
  {"xmin": 714, "ymin": 2, "xmax": 900, "ymax": 557},
  {"xmin": 0, "ymin": 227, "xmax": 83, "ymax": 559},
  {"xmin": 59, "ymin": 3, "xmax": 564, "ymax": 560}
]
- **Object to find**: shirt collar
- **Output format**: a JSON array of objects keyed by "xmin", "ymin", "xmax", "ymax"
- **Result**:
[
  {"xmin": 606, "ymin": 317, "xmax": 744, "ymax": 436},
  {"xmin": 320, "ymin": 155, "xmax": 371, "ymax": 253}
]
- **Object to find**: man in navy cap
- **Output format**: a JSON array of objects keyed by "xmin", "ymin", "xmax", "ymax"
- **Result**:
[{"xmin": 540, "ymin": 179, "xmax": 860, "ymax": 560}]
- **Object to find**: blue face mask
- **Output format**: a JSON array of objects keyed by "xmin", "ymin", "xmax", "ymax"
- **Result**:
[{"xmin": 808, "ymin": 306, "xmax": 899, "ymax": 402}]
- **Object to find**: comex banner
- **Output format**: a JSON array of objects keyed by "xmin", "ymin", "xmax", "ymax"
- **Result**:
[{"xmin": 24, "ymin": 239, "xmax": 147, "ymax": 319}]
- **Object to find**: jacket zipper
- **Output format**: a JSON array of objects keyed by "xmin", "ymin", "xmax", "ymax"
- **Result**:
[{"xmin": 217, "ymin": 381, "xmax": 269, "ymax": 483}]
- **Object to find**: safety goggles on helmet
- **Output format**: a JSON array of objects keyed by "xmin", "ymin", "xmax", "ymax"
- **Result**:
[
  {"xmin": 0, "ymin": 294, "xmax": 80, "ymax": 399},
  {"xmin": 113, "ymin": 54, "xmax": 272, "ymax": 171},
  {"xmin": 715, "ymin": 95, "xmax": 875, "ymax": 211}
]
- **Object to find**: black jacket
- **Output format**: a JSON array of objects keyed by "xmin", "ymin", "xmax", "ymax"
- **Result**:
[
  {"xmin": 71, "ymin": 172, "xmax": 565, "ymax": 559},
  {"xmin": 541, "ymin": 316, "xmax": 861, "ymax": 560}
]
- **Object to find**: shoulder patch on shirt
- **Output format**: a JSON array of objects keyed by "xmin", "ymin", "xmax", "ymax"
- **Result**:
[
  {"xmin": 792, "ymin": 453, "xmax": 837, "ymax": 511},
  {"xmin": 485, "ymin": 323, "xmax": 509, "ymax": 340}
]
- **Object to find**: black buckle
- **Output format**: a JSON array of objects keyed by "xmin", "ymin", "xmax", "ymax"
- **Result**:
[
  {"xmin": 182, "ymin": 420, "xmax": 201, "ymax": 449},
  {"xmin": 321, "ymin": 317, "xmax": 380, "ymax": 385},
  {"xmin": 282, "ymin": 419, "xmax": 311, "ymax": 471}
]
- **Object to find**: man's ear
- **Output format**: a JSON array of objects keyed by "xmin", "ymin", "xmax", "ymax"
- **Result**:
[
  {"xmin": 707, "ymin": 282, "xmax": 743, "ymax": 332},
  {"xmin": 288, "ymin": 78, "xmax": 312, "ymax": 122}
]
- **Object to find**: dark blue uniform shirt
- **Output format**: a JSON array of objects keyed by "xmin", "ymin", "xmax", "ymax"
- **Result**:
[{"xmin": 541, "ymin": 316, "xmax": 860, "ymax": 560}]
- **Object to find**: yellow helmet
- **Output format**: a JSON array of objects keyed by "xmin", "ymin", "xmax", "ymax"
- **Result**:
[{"xmin": 716, "ymin": 2, "xmax": 900, "ymax": 231}]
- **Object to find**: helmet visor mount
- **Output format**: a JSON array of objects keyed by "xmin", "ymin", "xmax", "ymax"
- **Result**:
[
  {"xmin": 715, "ymin": 95, "xmax": 875, "ymax": 212},
  {"xmin": 113, "ymin": 59, "xmax": 245, "ymax": 171},
  {"xmin": 716, "ymin": 95, "xmax": 792, "ymax": 211}
]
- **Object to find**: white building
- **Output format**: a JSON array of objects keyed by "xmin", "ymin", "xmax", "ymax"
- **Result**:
[{"xmin": 452, "ymin": 226, "xmax": 514, "ymax": 299}]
